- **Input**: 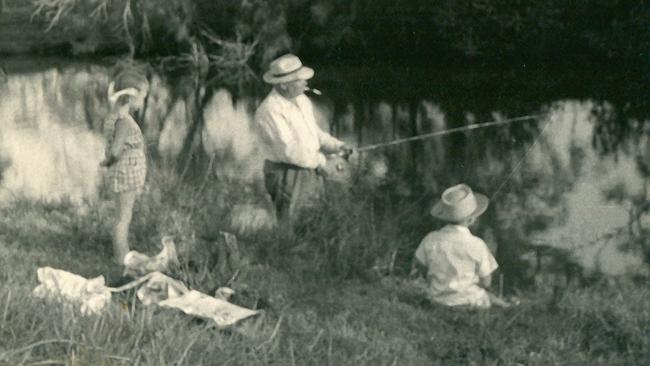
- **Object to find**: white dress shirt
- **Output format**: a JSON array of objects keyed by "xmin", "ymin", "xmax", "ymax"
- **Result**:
[
  {"xmin": 255, "ymin": 89, "xmax": 343, "ymax": 169},
  {"xmin": 415, "ymin": 225, "xmax": 498, "ymax": 307}
]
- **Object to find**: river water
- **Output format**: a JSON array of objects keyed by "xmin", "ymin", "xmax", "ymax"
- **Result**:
[
  {"xmin": 312, "ymin": 64, "xmax": 649, "ymax": 276},
  {"xmin": 0, "ymin": 59, "xmax": 648, "ymax": 276}
]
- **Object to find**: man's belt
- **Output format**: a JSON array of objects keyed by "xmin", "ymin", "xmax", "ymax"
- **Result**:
[{"xmin": 263, "ymin": 160, "xmax": 311, "ymax": 172}]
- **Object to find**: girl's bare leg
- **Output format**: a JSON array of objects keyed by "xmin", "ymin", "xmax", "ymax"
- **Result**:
[{"xmin": 113, "ymin": 190, "xmax": 137, "ymax": 265}]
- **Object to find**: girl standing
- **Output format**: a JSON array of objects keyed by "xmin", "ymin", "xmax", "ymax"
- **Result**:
[{"xmin": 100, "ymin": 71, "xmax": 149, "ymax": 266}]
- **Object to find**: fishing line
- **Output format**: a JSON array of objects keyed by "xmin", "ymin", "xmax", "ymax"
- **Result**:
[
  {"xmin": 356, "ymin": 114, "xmax": 545, "ymax": 153},
  {"xmin": 489, "ymin": 114, "xmax": 554, "ymax": 200}
]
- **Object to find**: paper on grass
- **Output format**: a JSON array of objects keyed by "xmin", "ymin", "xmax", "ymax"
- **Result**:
[
  {"xmin": 132, "ymin": 273, "xmax": 258, "ymax": 327},
  {"xmin": 159, "ymin": 290, "xmax": 260, "ymax": 328}
]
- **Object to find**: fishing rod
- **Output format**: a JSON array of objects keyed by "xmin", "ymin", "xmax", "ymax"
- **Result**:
[
  {"xmin": 356, "ymin": 114, "xmax": 545, "ymax": 153},
  {"xmin": 306, "ymin": 86, "xmax": 545, "ymax": 155}
]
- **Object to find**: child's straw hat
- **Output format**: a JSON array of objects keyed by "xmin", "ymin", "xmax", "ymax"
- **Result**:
[{"xmin": 430, "ymin": 184, "xmax": 489, "ymax": 222}]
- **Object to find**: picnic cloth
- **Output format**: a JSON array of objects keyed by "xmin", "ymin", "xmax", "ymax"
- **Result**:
[{"xmin": 33, "ymin": 267, "xmax": 111, "ymax": 315}]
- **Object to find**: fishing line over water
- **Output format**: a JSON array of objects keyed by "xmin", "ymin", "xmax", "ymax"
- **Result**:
[
  {"xmin": 348, "ymin": 112, "xmax": 553, "ymax": 198},
  {"xmin": 356, "ymin": 114, "xmax": 546, "ymax": 152},
  {"xmin": 489, "ymin": 115, "xmax": 555, "ymax": 200}
]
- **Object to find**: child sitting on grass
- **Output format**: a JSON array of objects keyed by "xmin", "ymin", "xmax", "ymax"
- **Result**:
[{"xmin": 413, "ymin": 183, "xmax": 511, "ymax": 309}]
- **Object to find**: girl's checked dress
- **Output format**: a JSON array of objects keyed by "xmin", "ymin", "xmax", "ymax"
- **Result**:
[{"xmin": 103, "ymin": 113, "xmax": 147, "ymax": 193}]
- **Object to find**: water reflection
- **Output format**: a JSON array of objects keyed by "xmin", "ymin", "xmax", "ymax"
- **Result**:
[
  {"xmin": 326, "ymin": 95, "xmax": 648, "ymax": 278},
  {"xmin": 0, "ymin": 69, "xmax": 105, "ymax": 203}
]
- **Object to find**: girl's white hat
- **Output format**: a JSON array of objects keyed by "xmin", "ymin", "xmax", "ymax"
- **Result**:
[{"xmin": 107, "ymin": 81, "xmax": 140, "ymax": 106}]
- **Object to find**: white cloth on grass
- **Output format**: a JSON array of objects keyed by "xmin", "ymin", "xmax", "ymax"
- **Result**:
[
  {"xmin": 415, "ymin": 225, "xmax": 498, "ymax": 308},
  {"xmin": 33, "ymin": 239, "xmax": 259, "ymax": 326},
  {"xmin": 33, "ymin": 268, "xmax": 259, "ymax": 327},
  {"xmin": 33, "ymin": 267, "xmax": 112, "ymax": 315},
  {"xmin": 134, "ymin": 271, "xmax": 189, "ymax": 306},
  {"xmin": 122, "ymin": 236, "xmax": 179, "ymax": 278},
  {"xmin": 255, "ymin": 88, "xmax": 343, "ymax": 169}
]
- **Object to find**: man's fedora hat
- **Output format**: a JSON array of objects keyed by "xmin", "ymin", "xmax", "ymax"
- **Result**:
[
  {"xmin": 263, "ymin": 54, "xmax": 314, "ymax": 84},
  {"xmin": 430, "ymin": 184, "xmax": 489, "ymax": 222}
]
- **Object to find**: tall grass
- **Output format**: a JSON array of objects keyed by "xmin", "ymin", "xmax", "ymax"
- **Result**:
[{"xmin": 0, "ymin": 166, "xmax": 649, "ymax": 365}]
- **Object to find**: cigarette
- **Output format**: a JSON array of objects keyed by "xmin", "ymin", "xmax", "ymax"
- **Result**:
[{"xmin": 306, "ymin": 88, "xmax": 322, "ymax": 95}]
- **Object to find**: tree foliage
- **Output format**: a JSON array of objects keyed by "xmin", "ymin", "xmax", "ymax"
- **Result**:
[
  {"xmin": 30, "ymin": 0, "xmax": 292, "ymax": 86},
  {"xmin": 29, "ymin": 0, "xmax": 649, "ymax": 68}
]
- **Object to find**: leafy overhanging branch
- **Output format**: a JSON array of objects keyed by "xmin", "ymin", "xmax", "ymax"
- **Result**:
[
  {"xmin": 31, "ymin": 0, "xmax": 78, "ymax": 32},
  {"xmin": 31, "ymin": 0, "xmax": 153, "ymax": 57}
]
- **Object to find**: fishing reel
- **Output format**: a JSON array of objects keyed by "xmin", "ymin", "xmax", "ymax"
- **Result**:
[
  {"xmin": 323, "ymin": 149, "xmax": 355, "ymax": 183},
  {"xmin": 331, "ymin": 147, "xmax": 354, "ymax": 172}
]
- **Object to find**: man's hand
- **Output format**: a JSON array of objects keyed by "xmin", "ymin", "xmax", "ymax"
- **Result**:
[
  {"xmin": 340, "ymin": 145, "xmax": 355, "ymax": 159},
  {"xmin": 315, "ymin": 165, "xmax": 328, "ymax": 178}
]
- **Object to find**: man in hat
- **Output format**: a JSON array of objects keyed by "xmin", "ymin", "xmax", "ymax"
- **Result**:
[
  {"xmin": 255, "ymin": 54, "xmax": 352, "ymax": 224},
  {"xmin": 413, "ymin": 183, "xmax": 510, "ymax": 308}
]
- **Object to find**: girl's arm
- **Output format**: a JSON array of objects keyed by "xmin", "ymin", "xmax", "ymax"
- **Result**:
[{"xmin": 101, "ymin": 118, "xmax": 128, "ymax": 167}]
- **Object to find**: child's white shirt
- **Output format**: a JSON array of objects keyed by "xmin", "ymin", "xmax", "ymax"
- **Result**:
[{"xmin": 415, "ymin": 225, "xmax": 498, "ymax": 307}]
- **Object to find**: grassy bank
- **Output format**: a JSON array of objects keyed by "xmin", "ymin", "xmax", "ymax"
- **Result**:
[{"xmin": 0, "ymin": 171, "xmax": 649, "ymax": 365}]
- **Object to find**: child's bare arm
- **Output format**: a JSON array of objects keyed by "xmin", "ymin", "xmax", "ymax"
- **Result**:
[
  {"xmin": 479, "ymin": 274, "xmax": 492, "ymax": 288},
  {"xmin": 410, "ymin": 258, "xmax": 428, "ymax": 278}
]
